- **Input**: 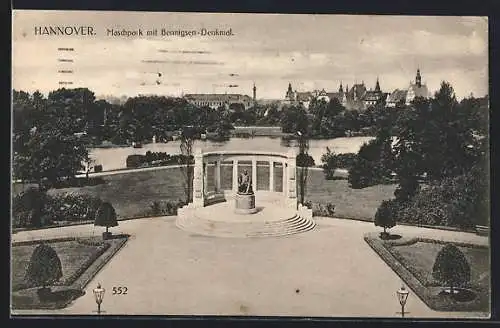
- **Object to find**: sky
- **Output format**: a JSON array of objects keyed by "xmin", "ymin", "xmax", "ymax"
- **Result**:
[{"xmin": 12, "ymin": 11, "xmax": 488, "ymax": 100}]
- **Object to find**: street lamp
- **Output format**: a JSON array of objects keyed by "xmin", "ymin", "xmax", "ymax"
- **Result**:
[
  {"xmin": 93, "ymin": 283, "xmax": 105, "ymax": 314},
  {"xmin": 396, "ymin": 284, "xmax": 409, "ymax": 318}
]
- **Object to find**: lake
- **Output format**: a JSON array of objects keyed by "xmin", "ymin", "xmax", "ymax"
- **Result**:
[{"xmin": 88, "ymin": 136, "xmax": 374, "ymax": 171}]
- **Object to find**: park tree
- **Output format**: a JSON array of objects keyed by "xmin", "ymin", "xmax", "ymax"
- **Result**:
[
  {"xmin": 13, "ymin": 88, "xmax": 91, "ymax": 188},
  {"xmin": 46, "ymin": 88, "xmax": 96, "ymax": 133},
  {"xmin": 374, "ymin": 199, "xmax": 397, "ymax": 237},
  {"xmin": 280, "ymin": 105, "xmax": 309, "ymax": 134},
  {"xmin": 13, "ymin": 128, "xmax": 89, "ymax": 189},
  {"xmin": 179, "ymin": 127, "xmax": 196, "ymax": 203},
  {"xmin": 25, "ymin": 243, "xmax": 63, "ymax": 294},
  {"xmin": 432, "ymin": 244, "xmax": 471, "ymax": 295},
  {"xmin": 259, "ymin": 104, "xmax": 281, "ymax": 125},
  {"xmin": 308, "ymin": 98, "xmax": 329, "ymax": 135},
  {"xmin": 95, "ymin": 202, "xmax": 118, "ymax": 239},
  {"xmin": 296, "ymin": 130, "xmax": 312, "ymax": 205},
  {"xmin": 348, "ymin": 130, "xmax": 393, "ymax": 189}
]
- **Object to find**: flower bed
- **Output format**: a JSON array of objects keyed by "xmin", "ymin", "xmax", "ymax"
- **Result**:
[
  {"xmin": 364, "ymin": 233, "xmax": 490, "ymax": 313},
  {"xmin": 11, "ymin": 235, "xmax": 129, "ymax": 310}
]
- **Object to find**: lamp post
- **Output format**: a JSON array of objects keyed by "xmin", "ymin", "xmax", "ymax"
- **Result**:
[
  {"xmin": 93, "ymin": 283, "xmax": 105, "ymax": 315},
  {"xmin": 396, "ymin": 284, "xmax": 409, "ymax": 318}
]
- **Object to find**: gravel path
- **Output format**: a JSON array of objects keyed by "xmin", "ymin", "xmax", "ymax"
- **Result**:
[{"xmin": 11, "ymin": 216, "xmax": 489, "ymax": 318}]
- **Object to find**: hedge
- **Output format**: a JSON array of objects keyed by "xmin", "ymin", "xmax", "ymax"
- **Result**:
[
  {"xmin": 12, "ymin": 189, "xmax": 104, "ymax": 229},
  {"xmin": 126, "ymin": 152, "xmax": 194, "ymax": 168}
]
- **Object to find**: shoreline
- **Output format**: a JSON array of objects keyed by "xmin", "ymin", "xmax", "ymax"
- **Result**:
[{"xmin": 86, "ymin": 134, "xmax": 375, "ymax": 149}]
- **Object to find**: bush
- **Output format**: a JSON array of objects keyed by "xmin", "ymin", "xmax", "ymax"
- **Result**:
[
  {"xmin": 126, "ymin": 154, "xmax": 145, "ymax": 168},
  {"xmin": 432, "ymin": 244, "xmax": 471, "ymax": 293},
  {"xmin": 149, "ymin": 200, "xmax": 186, "ymax": 216},
  {"xmin": 321, "ymin": 149, "xmax": 358, "ymax": 178},
  {"xmin": 25, "ymin": 244, "xmax": 63, "ymax": 289},
  {"xmin": 374, "ymin": 199, "xmax": 397, "ymax": 235},
  {"xmin": 296, "ymin": 153, "xmax": 315, "ymax": 167},
  {"xmin": 94, "ymin": 165, "xmax": 103, "ymax": 173},
  {"xmin": 12, "ymin": 188, "xmax": 48, "ymax": 228},
  {"xmin": 304, "ymin": 201, "xmax": 335, "ymax": 217},
  {"xmin": 396, "ymin": 170, "xmax": 484, "ymax": 229},
  {"xmin": 321, "ymin": 148, "xmax": 358, "ymax": 180}
]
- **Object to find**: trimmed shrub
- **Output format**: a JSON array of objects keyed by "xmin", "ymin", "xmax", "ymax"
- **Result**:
[
  {"xmin": 374, "ymin": 199, "xmax": 397, "ymax": 235},
  {"xmin": 432, "ymin": 244, "xmax": 471, "ymax": 293},
  {"xmin": 94, "ymin": 202, "xmax": 118, "ymax": 235},
  {"xmin": 25, "ymin": 244, "xmax": 63, "ymax": 289}
]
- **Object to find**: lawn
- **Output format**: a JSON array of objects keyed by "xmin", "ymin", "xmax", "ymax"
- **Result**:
[
  {"xmin": 365, "ymin": 234, "xmax": 490, "ymax": 312},
  {"xmin": 13, "ymin": 167, "xmax": 396, "ymax": 221},
  {"xmin": 11, "ymin": 235, "xmax": 128, "ymax": 310}
]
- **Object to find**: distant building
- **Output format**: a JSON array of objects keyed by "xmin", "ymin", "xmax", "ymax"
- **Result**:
[
  {"xmin": 325, "ymin": 82, "xmax": 345, "ymax": 104},
  {"xmin": 386, "ymin": 69, "xmax": 429, "ymax": 107},
  {"xmin": 343, "ymin": 82, "xmax": 367, "ymax": 110},
  {"xmin": 405, "ymin": 69, "xmax": 429, "ymax": 105},
  {"xmin": 184, "ymin": 93, "xmax": 254, "ymax": 110},
  {"xmin": 363, "ymin": 78, "xmax": 386, "ymax": 108},
  {"xmin": 385, "ymin": 89, "xmax": 408, "ymax": 108}
]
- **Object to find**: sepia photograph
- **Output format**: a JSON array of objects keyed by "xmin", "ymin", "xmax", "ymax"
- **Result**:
[{"xmin": 11, "ymin": 10, "xmax": 489, "ymax": 318}]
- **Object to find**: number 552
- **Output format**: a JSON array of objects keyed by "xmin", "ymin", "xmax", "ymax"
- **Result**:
[{"xmin": 112, "ymin": 286, "xmax": 128, "ymax": 295}]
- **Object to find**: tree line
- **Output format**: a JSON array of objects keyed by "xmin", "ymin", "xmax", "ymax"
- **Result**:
[{"xmin": 319, "ymin": 82, "xmax": 489, "ymax": 229}]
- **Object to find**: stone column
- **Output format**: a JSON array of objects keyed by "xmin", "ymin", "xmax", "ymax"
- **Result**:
[
  {"xmin": 203, "ymin": 162, "xmax": 208, "ymax": 195},
  {"xmin": 269, "ymin": 161, "xmax": 274, "ymax": 192},
  {"xmin": 232, "ymin": 159, "xmax": 239, "ymax": 192},
  {"xmin": 215, "ymin": 160, "xmax": 221, "ymax": 192},
  {"xmin": 282, "ymin": 160, "xmax": 287, "ymax": 196},
  {"xmin": 252, "ymin": 158, "xmax": 257, "ymax": 192},
  {"xmin": 192, "ymin": 149, "xmax": 204, "ymax": 207},
  {"xmin": 287, "ymin": 149, "xmax": 298, "ymax": 208}
]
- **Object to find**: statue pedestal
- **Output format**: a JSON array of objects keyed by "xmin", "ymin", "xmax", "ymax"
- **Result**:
[{"xmin": 234, "ymin": 193, "xmax": 257, "ymax": 214}]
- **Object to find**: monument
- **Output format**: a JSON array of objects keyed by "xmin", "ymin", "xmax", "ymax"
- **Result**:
[{"xmin": 235, "ymin": 169, "xmax": 258, "ymax": 214}]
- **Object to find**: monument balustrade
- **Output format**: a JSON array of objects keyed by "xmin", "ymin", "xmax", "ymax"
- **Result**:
[{"xmin": 187, "ymin": 149, "xmax": 298, "ymax": 210}]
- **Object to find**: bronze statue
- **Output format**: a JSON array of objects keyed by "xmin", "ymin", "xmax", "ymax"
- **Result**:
[{"xmin": 237, "ymin": 169, "xmax": 253, "ymax": 194}]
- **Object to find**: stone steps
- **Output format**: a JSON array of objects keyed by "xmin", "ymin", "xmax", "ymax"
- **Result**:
[{"xmin": 176, "ymin": 212, "xmax": 316, "ymax": 238}]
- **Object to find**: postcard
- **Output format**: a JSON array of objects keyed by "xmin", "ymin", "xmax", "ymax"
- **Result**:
[{"xmin": 11, "ymin": 10, "xmax": 490, "ymax": 318}]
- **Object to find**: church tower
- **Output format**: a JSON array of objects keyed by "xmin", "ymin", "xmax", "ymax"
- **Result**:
[
  {"xmin": 253, "ymin": 82, "xmax": 257, "ymax": 103},
  {"xmin": 375, "ymin": 77, "xmax": 381, "ymax": 92},
  {"xmin": 286, "ymin": 82, "xmax": 294, "ymax": 100},
  {"xmin": 416, "ymin": 69, "xmax": 422, "ymax": 88}
]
